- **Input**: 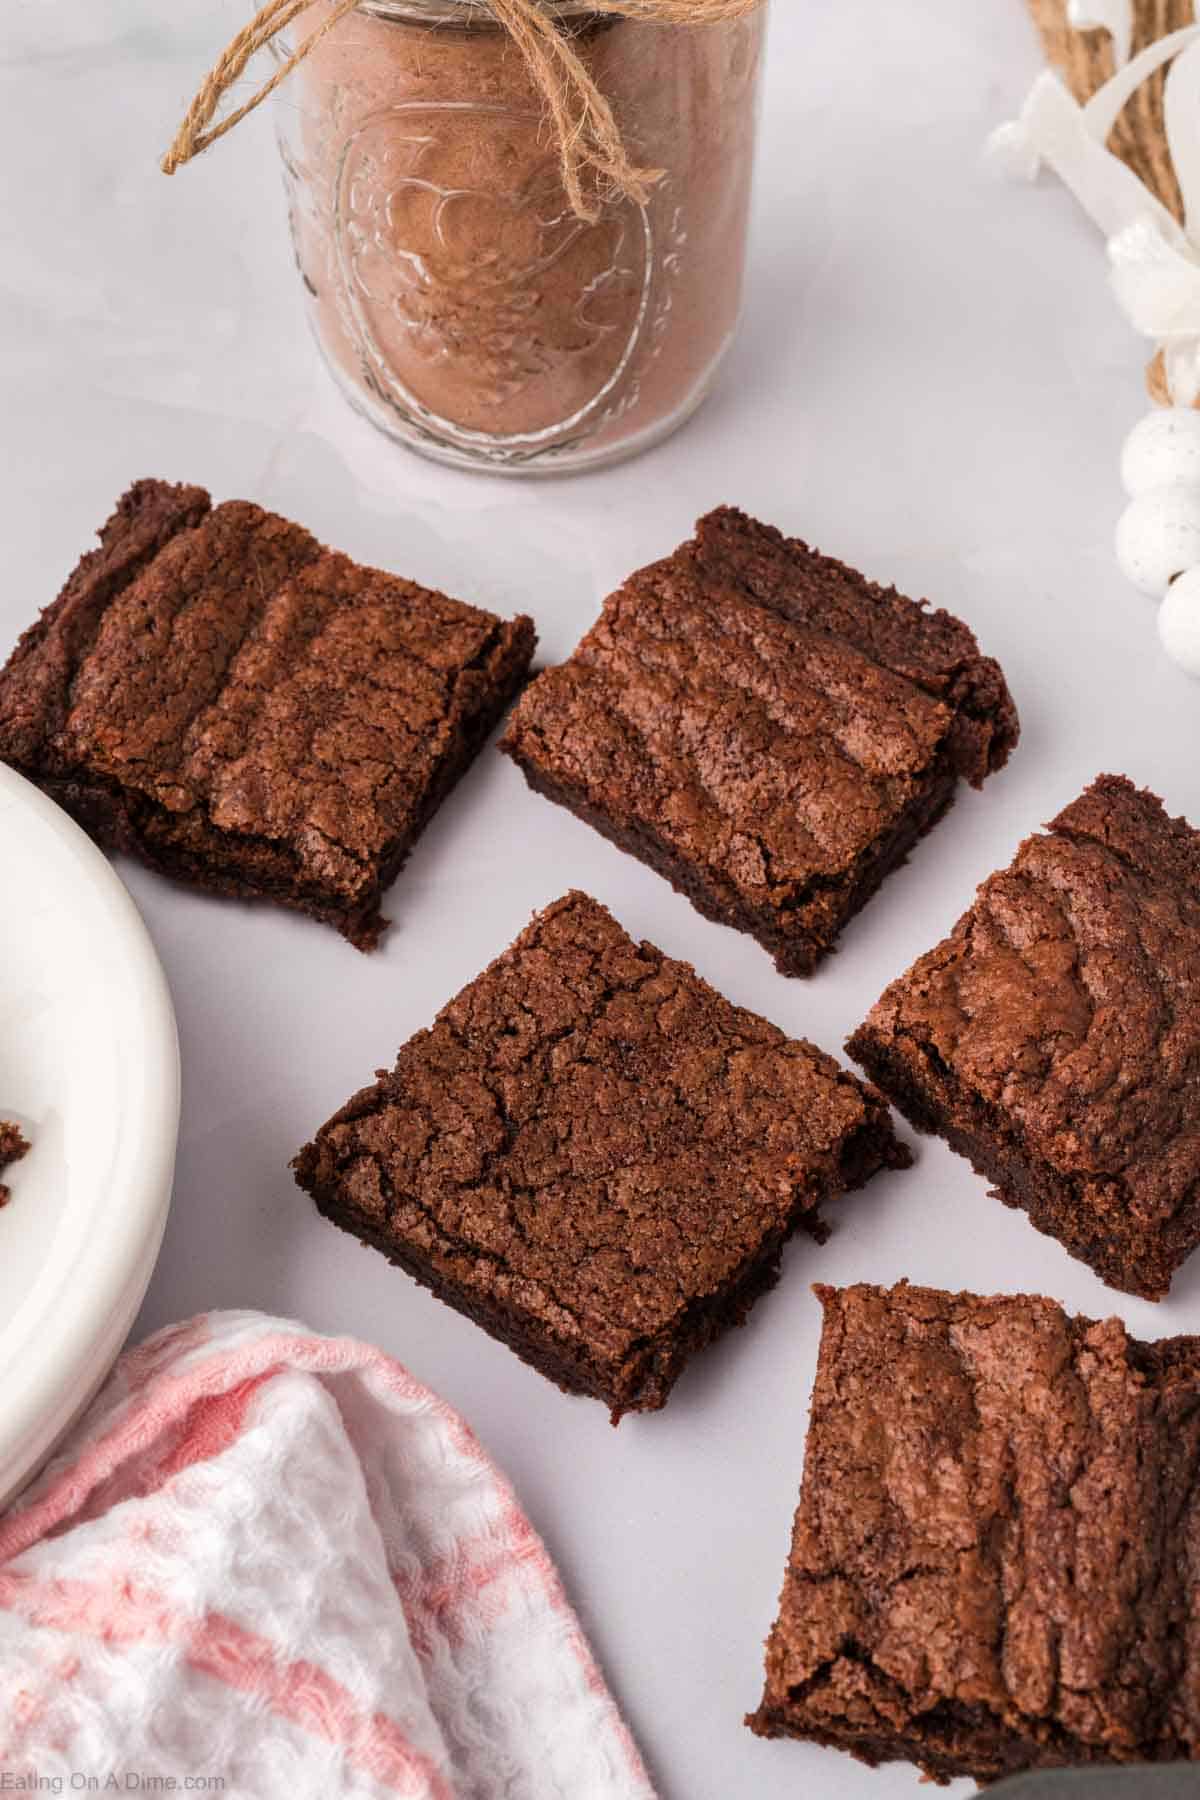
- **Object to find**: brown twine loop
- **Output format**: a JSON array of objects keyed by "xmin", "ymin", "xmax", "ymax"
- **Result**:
[
  {"xmin": 163, "ymin": 0, "xmax": 760, "ymax": 222},
  {"xmin": 1026, "ymin": 0, "xmax": 1200, "ymax": 404}
]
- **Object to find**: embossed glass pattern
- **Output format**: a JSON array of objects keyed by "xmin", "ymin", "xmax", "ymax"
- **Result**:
[{"xmin": 272, "ymin": 1, "xmax": 765, "ymax": 472}]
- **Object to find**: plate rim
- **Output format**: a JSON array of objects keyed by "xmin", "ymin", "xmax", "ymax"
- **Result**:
[{"xmin": 0, "ymin": 763, "xmax": 179, "ymax": 1503}]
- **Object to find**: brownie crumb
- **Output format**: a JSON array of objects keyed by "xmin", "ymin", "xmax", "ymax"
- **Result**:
[{"xmin": 0, "ymin": 1121, "xmax": 29, "ymax": 1206}]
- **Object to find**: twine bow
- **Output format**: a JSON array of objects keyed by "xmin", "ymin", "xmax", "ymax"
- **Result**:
[{"xmin": 163, "ymin": 0, "xmax": 759, "ymax": 223}]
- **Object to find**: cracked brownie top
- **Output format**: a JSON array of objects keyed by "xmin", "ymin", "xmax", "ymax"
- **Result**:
[
  {"xmin": 756, "ymin": 1280, "xmax": 1200, "ymax": 1777},
  {"xmin": 502, "ymin": 508, "xmax": 1018, "ymax": 924},
  {"xmin": 855, "ymin": 775, "xmax": 1200, "ymax": 1243},
  {"xmin": 295, "ymin": 891, "xmax": 898, "ymax": 1366}
]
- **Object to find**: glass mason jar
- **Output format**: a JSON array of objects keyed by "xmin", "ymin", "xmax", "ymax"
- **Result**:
[{"xmin": 271, "ymin": 1, "xmax": 766, "ymax": 473}]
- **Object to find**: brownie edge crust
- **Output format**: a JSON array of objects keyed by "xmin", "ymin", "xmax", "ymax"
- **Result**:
[
  {"xmin": 293, "ymin": 891, "xmax": 910, "ymax": 1418},
  {"xmin": 0, "ymin": 479, "xmax": 536, "ymax": 948},
  {"xmin": 748, "ymin": 1281, "xmax": 1200, "ymax": 1784}
]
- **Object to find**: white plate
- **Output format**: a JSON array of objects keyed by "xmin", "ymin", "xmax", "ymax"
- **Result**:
[{"xmin": 0, "ymin": 764, "xmax": 178, "ymax": 1507}]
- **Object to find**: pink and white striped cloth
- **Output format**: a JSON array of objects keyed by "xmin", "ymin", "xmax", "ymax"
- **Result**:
[{"xmin": 0, "ymin": 1311, "xmax": 657, "ymax": 1799}]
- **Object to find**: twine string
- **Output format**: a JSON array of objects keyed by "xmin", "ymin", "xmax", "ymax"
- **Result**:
[{"xmin": 163, "ymin": 0, "xmax": 758, "ymax": 222}]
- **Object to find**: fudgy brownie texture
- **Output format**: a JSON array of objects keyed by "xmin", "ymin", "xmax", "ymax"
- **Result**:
[
  {"xmin": 293, "ymin": 891, "xmax": 910, "ymax": 1417},
  {"xmin": 0, "ymin": 480, "xmax": 536, "ymax": 948},
  {"xmin": 848, "ymin": 774, "xmax": 1200, "ymax": 1300},
  {"xmin": 749, "ymin": 1281, "xmax": 1200, "ymax": 1783},
  {"xmin": 0, "ymin": 1121, "xmax": 28, "ymax": 1206},
  {"xmin": 501, "ymin": 508, "xmax": 1018, "ymax": 976}
]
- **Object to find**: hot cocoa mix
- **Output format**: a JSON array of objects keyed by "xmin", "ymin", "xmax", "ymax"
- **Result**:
[{"xmin": 275, "ymin": 2, "xmax": 764, "ymax": 466}]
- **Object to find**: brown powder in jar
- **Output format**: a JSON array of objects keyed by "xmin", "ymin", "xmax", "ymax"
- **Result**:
[{"xmin": 276, "ymin": 3, "xmax": 764, "ymax": 462}]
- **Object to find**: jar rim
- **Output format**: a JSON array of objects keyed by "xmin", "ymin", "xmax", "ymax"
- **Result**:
[{"xmin": 358, "ymin": 0, "xmax": 600, "ymax": 19}]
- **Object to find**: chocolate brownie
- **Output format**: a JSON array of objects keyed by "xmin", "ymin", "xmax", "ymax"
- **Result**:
[
  {"xmin": 0, "ymin": 480, "xmax": 536, "ymax": 948},
  {"xmin": 0, "ymin": 1121, "xmax": 28, "ymax": 1205},
  {"xmin": 501, "ymin": 508, "xmax": 1018, "ymax": 976},
  {"xmin": 293, "ymin": 891, "xmax": 910, "ymax": 1417},
  {"xmin": 749, "ymin": 1281, "xmax": 1200, "ymax": 1783},
  {"xmin": 848, "ymin": 774, "xmax": 1200, "ymax": 1300}
]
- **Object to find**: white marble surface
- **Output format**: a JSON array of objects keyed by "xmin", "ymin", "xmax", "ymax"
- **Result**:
[{"xmin": 3, "ymin": 4, "xmax": 1198, "ymax": 1796}]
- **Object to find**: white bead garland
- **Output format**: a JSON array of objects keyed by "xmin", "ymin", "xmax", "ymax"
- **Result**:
[
  {"xmin": 1121, "ymin": 408, "xmax": 1200, "ymax": 497},
  {"xmin": 994, "ymin": 22, "xmax": 1200, "ymax": 672},
  {"xmin": 1158, "ymin": 567, "xmax": 1200, "ymax": 677},
  {"xmin": 1115, "ymin": 482, "xmax": 1200, "ymax": 598},
  {"xmin": 1117, "ymin": 406, "xmax": 1200, "ymax": 670}
]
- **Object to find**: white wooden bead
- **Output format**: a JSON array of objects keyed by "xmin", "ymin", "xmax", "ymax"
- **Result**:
[
  {"xmin": 1158, "ymin": 566, "xmax": 1200, "ymax": 676},
  {"xmin": 1115, "ymin": 486, "xmax": 1200, "ymax": 596},
  {"xmin": 1121, "ymin": 408, "xmax": 1200, "ymax": 497}
]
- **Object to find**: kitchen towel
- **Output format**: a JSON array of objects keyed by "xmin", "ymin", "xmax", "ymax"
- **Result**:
[{"xmin": 0, "ymin": 1310, "xmax": 657, "ymax": 1798}]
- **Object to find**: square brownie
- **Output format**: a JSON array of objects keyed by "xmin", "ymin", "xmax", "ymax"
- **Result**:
[
  {"xmin": 848, "ymin": 774, "xmax": 1200, "ymax": 1300},
  {"xmin": 293, "ymin": 891, "xmax": 910, "ymax": 1417},
  {"xmin": 501, "ymin": 507, "xmax": 1018, "ymax": 976},
  {"xmin": 0, "ymin": 479, "xmax": 535, "ymax": 948},
  {"xmin": 749, "ymin": 1281, "xmax": 1200, "ymax": 1783}
]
